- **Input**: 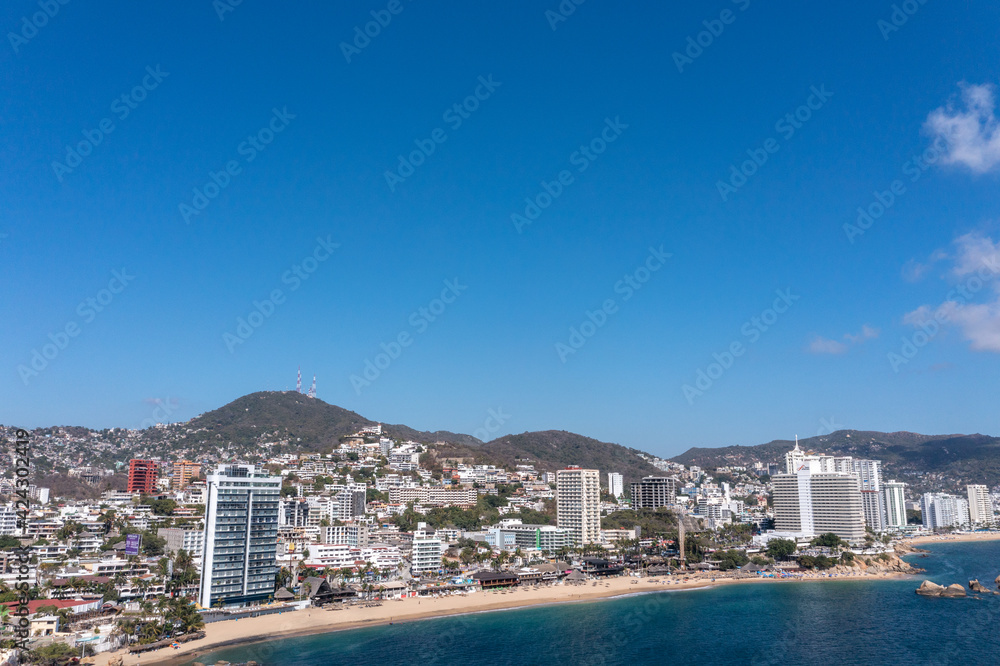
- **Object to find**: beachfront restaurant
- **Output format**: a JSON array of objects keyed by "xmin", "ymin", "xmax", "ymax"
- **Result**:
[
  {"xmin": 472, "ymin": 571, "xmax": 520, "ymax": 589},
  {"xmin": 579, "ymin": 557, "xmax": 625, "ymax": 577}
]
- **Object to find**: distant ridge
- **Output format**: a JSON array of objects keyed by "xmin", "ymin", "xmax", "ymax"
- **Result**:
[{"xmin": 9, "ymin": 391, "xmax": 1000, "ymax": 493}]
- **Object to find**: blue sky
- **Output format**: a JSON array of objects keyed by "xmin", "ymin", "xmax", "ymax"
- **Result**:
[{"xmin": 3, "ymin": 1, "xmax": 1000, "ymax": 457}]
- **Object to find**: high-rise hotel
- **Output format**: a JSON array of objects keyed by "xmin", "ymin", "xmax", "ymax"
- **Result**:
[
  {"xmin": 198, "ymin": 464, "xmax": 281, "ymax": 608},
  {"xmin": 556, "ymin": 467, "xmax": 601, "ymax": 545},
  {"xmin": 771, "ymin": 441, "xmax": 866, "ymax": 541}
]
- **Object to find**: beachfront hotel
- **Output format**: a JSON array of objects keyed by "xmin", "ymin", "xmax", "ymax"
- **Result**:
[
  {"xmin": 967, "ymin": 484, "xmax": 995, "ymax": 527},
  {"xmin": 921, "ymin": 492, "xmax": 970, "ymax": 530},
  {"xmin": 556, "ymin": 466, "xmax": 601, "ymax": 544},
  {"xmin": 410, "ymin": 522, "xmax": 443, "ymax": 573},
  {"xmin": 883, "ymin": 480, "xmax": 908, "ymax": 529},
  {"xmin": 771, "ymin": 441, "xmax": 866, "ymax": 541},
  {"xmin": 198, "ymin": 464, "xmax": 281, "ymax": 608}
]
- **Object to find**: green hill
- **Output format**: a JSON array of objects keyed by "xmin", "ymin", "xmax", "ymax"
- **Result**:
[
  {"xmin": 171, "ymin": 391, "xmax": 481, "ymax": 453},
  {"xmin": 479, "ymin": 430, "xmax": 662, "ymax": 486}
]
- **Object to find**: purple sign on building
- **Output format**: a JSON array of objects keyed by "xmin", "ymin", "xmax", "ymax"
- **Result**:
[{"xmin": 125, "ymin": 533, "xmax": 141, "ymax": 556}]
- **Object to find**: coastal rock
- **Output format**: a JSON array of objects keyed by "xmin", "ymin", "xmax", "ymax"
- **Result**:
[
  {"xmin": 916, "ymin": 580, "xmax": 946, "ymax": 596},
  {"xmin": 916, "ymin": 581, "xmax": 968, "ymax": 597},
  {"xmin": 942, "ymin": 584, "xmax": 967, "ymax": 598},
  {"xmin": 969, "ymin": 579, "xmax": 990, "ymax": 594},
  {"xmin": 995, "ymin": 574, "xmax": 1000, "ymax": 590}
]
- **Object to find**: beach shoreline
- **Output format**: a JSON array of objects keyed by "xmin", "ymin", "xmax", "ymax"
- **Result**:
[
  {"xmin": 98, "ymin": 570, "xmax": 912, "ymax": 666},
  {"xmin": 905, "ymin": 531, "xmax": 1000, "ymax": 546}
]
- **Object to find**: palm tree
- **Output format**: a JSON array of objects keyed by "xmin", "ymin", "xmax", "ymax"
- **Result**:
[{"xmin": 115, "ymin": 618, "xmax": 137, "ymax": 646}]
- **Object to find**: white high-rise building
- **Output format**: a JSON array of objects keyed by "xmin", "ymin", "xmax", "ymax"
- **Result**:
[
  {"xmin": 967, "ymin": 485, "xmax": 994, "ymax": 526},
  {"xmin": 608, "ymin": 472, "xmax": 624, "ymax": 499},
  {"xmin": 410, "ymin": 522, "xmax": 442, "ymax": 573},
  {"xmin": 883, "ymin": 480, "xmax": 907, "ymax": 529},
  {"xmin": 852, "ymin": 459, "xmax": 887, "ymax": 532},
  {"xmin": 921, "ymin": 493, "xmax": 970, "ymax": 530},
  {"xmin": 783, "ymin": 440, "xmax": 886, "ymax": 532},
  {"xmin": 331, "ymin": 484, "xmax": 368, "ymax": 521},
  {"xmin": 199, "ymin": 464, "xmax": 280, "ymax": 608},
  {"xmin": 772, "ymin": 441, "xmax": 866, "ymax": 541},
  {"xmin": 556, "ymin": 467, "xmax": 601, "ymax": 544}
]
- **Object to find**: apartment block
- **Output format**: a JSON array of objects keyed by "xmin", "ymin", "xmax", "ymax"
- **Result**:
[
  {"xmin": 556, "ymin": 467, "xmax": 601, "ymax": 545},
  {"xmin": 199, "ymin": 464, "xmax": 280, "ymax": 608}
]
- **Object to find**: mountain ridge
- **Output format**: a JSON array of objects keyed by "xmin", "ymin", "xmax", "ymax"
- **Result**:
[{"xmin": 7, "ymin": 392, "xmax": 999, "ymax": 493}]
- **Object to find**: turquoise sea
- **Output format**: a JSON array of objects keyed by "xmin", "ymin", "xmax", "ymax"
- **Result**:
[{"xmin": 182, "ymin": 540, "xmax": 1000, "ymax": 665}]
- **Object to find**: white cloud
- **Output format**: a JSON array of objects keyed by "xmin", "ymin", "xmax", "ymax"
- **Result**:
[
  {"xmin": 902, "ymin": 249, "xmax": 948, "ymax": 282},
  {"xmin": 925, "ymin": 82, "xmax": 1000, "ymax": 173},
  {"xmin": 902, "ymin": 233, "xmax": 1000, "ymax": 352},
  {"xmin": 951, "ymin": 231, "xmax": 1000, "ymax": 279},
  {"xmin": 843, "ymin": 324, "xmax": 879, "ymax": 344},
  {"xmin": 808, "ymin": 336, "xmax": 848, "ymax": 354},
  {"xmin": 807, "ymin": 325, "xmax": 878, "ymax": 354}
]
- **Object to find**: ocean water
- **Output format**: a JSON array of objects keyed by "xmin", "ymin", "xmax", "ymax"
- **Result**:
[{"xmin": 182, "ymin": 541, "xmax": 1000, "ymax": 666}]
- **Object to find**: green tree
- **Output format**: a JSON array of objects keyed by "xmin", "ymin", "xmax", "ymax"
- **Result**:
[
  {"xmin": 810, "ymin": 533, "xmax": 847, "ymax": 549},
  {"xmin": 716, "ymin": 549, "xmax": 750, "ymax": 571},
  {"xmin": 28, "ymin": 642, "xmax": 81, "ymax": 665},
  {"xmin": 765, "ymin": 538, "xmax": 797, "ymax": 561}
]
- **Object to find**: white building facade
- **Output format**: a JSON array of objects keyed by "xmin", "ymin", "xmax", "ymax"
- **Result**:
[
  {"xmin": 198, "ymin": 464, "xmax": 281, "ymax": 608},
  {"xmin": 556, "ymin": 467, "xmax": 601, "ymax": 545}
]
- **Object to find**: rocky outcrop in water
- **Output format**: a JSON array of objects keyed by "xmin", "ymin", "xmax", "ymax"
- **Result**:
[{"xmin": 916, "ymin": 580, "xmax": 967, "ymax": 597}]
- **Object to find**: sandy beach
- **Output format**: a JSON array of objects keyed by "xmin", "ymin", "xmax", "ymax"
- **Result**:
[
  {"xmin": 905, "ymin": 531, "xmax": 1000, "ymax": 545},
  {"xmin": 94, "ymin": 570, "xmax": 909, "ymax": 666}
]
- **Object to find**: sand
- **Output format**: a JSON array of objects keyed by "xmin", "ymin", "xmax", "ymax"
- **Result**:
[
  {"xmin": 94, "ymin": 570, "xmax": 909, "ymax": 666},
  {"xmin": 905, "ymin": 531, "xmax": 1000, "ymax": 545}
]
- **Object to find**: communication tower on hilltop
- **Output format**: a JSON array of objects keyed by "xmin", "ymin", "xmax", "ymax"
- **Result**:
[
  {"xmin": 296, "ymin": 366, "xmax": 302, "ymax": 393},
  {"xmin": 307, "ymin": 375, "xmax": 316, "ymax": 399}
]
